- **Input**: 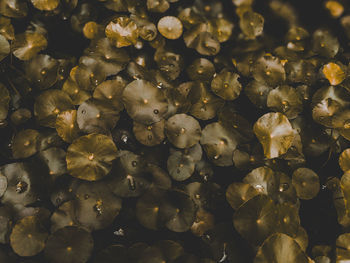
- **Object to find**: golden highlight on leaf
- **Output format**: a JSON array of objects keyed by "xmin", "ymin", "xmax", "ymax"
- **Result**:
[
  {"xmin": 322, "ymin": 62, "xmax": 345, "ymax": 86},
  {"xmin": 325, "ymin": 1, "xmax": 344, "ymax": 18},
  {"xmin": 253, "ymin": 112, "xmax": 294, "ymax": 159}
]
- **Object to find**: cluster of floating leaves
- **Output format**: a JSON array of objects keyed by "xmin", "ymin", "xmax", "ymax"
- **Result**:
[{"xmin": 1, "ymin": 0, "xmax": 350, "ymax": 262}]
